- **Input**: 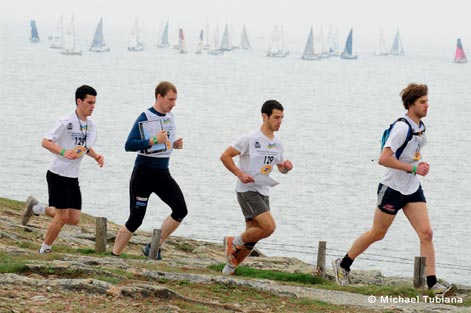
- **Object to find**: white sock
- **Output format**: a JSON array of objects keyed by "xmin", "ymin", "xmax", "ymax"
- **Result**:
[
  {"xmin": 233, "ymin": 235, "xmax": 244, "ymax": 247},
  {"xmin": 40, "ymin": 242, "xmax": 52, "ymax": 253},
  {"xmin": 32, "ymin": 203, "xmax": 46, "ymax": 215}
]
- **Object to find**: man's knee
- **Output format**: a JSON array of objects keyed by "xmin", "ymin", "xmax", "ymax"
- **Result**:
[
  {"xmin": 419, "ymin": 228, "xmax": 433, "ymax": 242},
  {"xmin": 171, "ymin": 206, "xmax": 188, "ymax": 222},
  {"xmin": 371, "ymin": 229, "xmax": 387, "ymax": 242}
]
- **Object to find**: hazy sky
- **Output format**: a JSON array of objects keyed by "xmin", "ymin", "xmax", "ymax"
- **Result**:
[{"xmin": 2, "ymin": 0, "xmax": 470, "ymax": 50}]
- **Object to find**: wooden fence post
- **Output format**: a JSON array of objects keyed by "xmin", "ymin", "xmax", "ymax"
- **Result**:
[
  {"xmin": 316, "ymin": 241, "xmax": 326, "ymax": 277},
  {"xmin": 413, "ymin": 256, "xmax": 426, "ymax": 289},
  {"xmin": 95, "ymin": 217, "xmax": 107, "ymax": 253},
  {"xmin": 148, "ymin": 229, "xmax": 162, "ymax": 260}
]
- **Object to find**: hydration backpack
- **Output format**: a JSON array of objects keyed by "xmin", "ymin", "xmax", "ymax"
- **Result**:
[{"xmin": 380, "ymin": 117, "xmax": 425, "ymax": 159}]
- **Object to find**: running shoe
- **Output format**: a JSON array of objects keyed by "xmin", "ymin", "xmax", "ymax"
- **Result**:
[
  {"xmin": 39, "ymin": 248, "xmax": 51, "ymax": 254},
  {"xmin": 142, "ymin": 243, "xmax": 162, "ymax": 260},
  {"xmin": 223, "ymin": 236, "xmax": 239, "ymax": 267},
  {"xmin": 22, "ymin": 196, "xmax": 39, "ymax": 226},
  {"xmin": 430, "ymin": 282, "xmax": 455, "ymax": 296},
  {"xmin": 332, "ymin": 258, "xmax": 350, "ymax": 286},
  {"xmin": 222, "ymin": 263, "xmax": 236, "ymax": 275}
]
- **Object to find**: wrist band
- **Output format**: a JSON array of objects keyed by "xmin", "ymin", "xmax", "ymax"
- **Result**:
[
  {"xmin": 412, "ymin": 165, "xmax": 417, "ymax": 174},
  {"xmin": 60, "ymin": 148, "xmax": 65, "ymax": 156},
  {"xmin": 153, "ymin": 136, "xmax": 158, "ymax": 144}
]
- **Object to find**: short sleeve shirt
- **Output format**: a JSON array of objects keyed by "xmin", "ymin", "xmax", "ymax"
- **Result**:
[
  {"xmin": 232, "ymin": 128, "xmax": 284, "ymax": 196},
  {"xmin": 44, "ymin": 111, "xmax": 97, "ymax": 178},
  {"xmin": 380, "ymin": 115, "xmax": 427, "ymax": 195}
]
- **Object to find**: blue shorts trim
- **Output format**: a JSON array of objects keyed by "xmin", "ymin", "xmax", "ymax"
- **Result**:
[{"xmin": 377, "ymin": 183, "xmax": 426, "ymax": 215}]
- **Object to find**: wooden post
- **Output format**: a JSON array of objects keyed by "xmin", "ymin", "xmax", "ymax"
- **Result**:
[
  {"xmin": 316, "ymin": 241, "xmax": 326, "ymax": 277},
  {"xmin": 413, "ymin": 256, "xmax": 426, "ymax": 289},
  {"xmin": 95, "ymin": 217, "xmax": 107, "ymax": 253},
  {"xmin": 148, "ymin": 229, "xmax": 162, "ymax": 260}
]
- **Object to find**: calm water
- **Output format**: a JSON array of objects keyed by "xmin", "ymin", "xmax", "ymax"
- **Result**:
[{"xmin": 1, "ymin": 27, "xmax": 470, "ymax": 285}]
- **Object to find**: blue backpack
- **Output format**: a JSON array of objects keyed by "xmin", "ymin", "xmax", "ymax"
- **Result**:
[{"xmin": 381, "ymin": 117, "xmax": 425, "ymax": 159}]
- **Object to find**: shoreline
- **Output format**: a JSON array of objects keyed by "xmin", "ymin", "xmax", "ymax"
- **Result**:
[{"xmin": 1, "ymin": 196, "xmax": 470, "ymax": 312}]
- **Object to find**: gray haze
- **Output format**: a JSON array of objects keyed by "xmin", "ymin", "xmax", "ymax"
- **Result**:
[{"xmin": 1, "ymin": 0, "xmax": 471, "ymax": 52}]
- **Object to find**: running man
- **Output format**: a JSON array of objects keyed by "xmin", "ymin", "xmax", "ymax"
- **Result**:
[
  {"xmin": 332, "ymin": 83, "xmax": 453, "ymax": 295},
  {"xmin": 220, "ymin": 100, "xmax": 293, "ymax": 274},
  {"xmin": 22, "ymin": 85, "xmax": 104, "ymax": 254},
  {"xmin": 111, "ymin": 81, "xmax": 187, "ymax": 259}
]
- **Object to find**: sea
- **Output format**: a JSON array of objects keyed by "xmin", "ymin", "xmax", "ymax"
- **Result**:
[{"xmin": 1, "ymin": 24, "xmax": 470, "ymax": 286}]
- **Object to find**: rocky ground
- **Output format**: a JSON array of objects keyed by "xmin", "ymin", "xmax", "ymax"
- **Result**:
[{"xmin": 0, "ymin": 197, "xmax": 469, "ymax": 312}]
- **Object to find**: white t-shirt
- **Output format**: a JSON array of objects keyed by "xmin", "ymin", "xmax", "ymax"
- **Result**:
[
  {"xmin": 44, "ymin": 111, "xmax": 97, "ymax": 178},
  {"xmin": 380, "ymin": 115, "xmax": 427, "ymax": 195},
  {"xmin": 232, "ymin": 128, "xmax": 284, "ymax": 196}
]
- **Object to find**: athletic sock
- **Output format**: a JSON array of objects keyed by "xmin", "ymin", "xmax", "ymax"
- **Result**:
[
  {"xmin": 32, "ymin": 203, "xmax": 46, "ymax": 215},
  {"xmin": 426, "ymin": 275, "xmax": 437, "ymax": 289},
  {"xmin": 233, "ymin": 236, "xmax": 244, "ymax": 247},
  {"xmin": 340, "ymin": 253, "xmax": 354, "ymax": 271},
  {"xmin": 40, "ymin": 242, "xmax": 52, "ymax": 253}
]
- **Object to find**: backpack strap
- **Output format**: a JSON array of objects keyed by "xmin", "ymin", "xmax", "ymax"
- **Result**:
[{"xmin": 394, "ymin": 117, "xmax": 425, "ymax": 159}]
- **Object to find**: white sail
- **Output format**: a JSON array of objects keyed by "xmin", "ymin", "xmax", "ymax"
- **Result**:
[
  {"xmin": 49, "ymin": 16, "xmax": 63, "ymax": 49},
  {"xmin": 203, "ymin": 23, "xmax": 211, "ymax": 50},
  {"xmin": 89, "ymin": 18, "xmax": 110, "ymax": 52},
  {"xmin": 60, "ymin": 16, "xmax": 82, "ymax": 56},
  {"xmin": 128, "ymin": 19, "xmax": 144, "ymax": 51},
  {"xmin": 157, "ymin": 21, "xmax": 170, "ymax": 48},
  {"xmin": 374, "ymin": 29, "xmax": 389, "ymax": 56},
  {"xmin": 195, "ymin": 29, "xmax": 204, "ymax": 54},
  {"xmin": 239, "ymin": 25, "xmax": 252, "ymax": 50},
  {"xmin": 219, "ymin": 24, "xmax": 231, "ymax": 51},
  {"xmin": 390, "ymin": 30, "xmax": 405, "ymax": 55},
  {"xmin": 302, "ymin": 26, "xmax": 321, "ymax": 60},
  {"xmin": 208, "ymin": 24, "xmax": 223, "ymax": 55},
  {"xmin": 267, "ymin": 25, "xmax": 289, "ymax": 57},
  {"xmin": 177, "ymin": 28, "xmax": 188, "ymax": 53}
]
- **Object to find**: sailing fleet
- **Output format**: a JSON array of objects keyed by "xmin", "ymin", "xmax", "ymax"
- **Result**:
[{"xmin": 30, "ymin": 18, "xmax": 467, "ymax": 63}]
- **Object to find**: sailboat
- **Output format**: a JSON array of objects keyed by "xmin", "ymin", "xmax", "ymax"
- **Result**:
[
  {"xmin": 157, "ymin": 21, "xmax": 170, "ymax": 48},
  {"xmin": 239, "ymin": 25, "xmax": 252, "ymax": 50},
  {"xmin": 219, "ymin": 24, "xmax": 232, "ymax": 51},
  {"xmin": 327, "ymin": 27, "xmax": 340, "ymax": 57},
  {"xmin": 29, "ymin": 20, "xmax": 40, "ymax": 43},
  {"xmin": 267, "ymin": 25, "xmax": 289, "ymax": 57},
  {"xmin": 454, "ymin": 38, "xmax": 467, "ymax": 63},
  {"xmin": 176, "ymin": 28, "xmax": 188, "ymax": 54},
  {"xmin": 301, "ymin": 27, "xmax": 321, "ymax": 60},
  {"xmin": 48, "ymin": 16, "xmax": 63, "ymax": 49},
  {"xmin": 203, "ymin": 23, "xmax": 211, "ymax": 50},
  {"xmin": 208, "ymin": 25, "xmax": 223, "ymax": 55},
  {"xmin": 341, "ymin": 28, "xmax": 357, "ymax": 59},
  {"xmin": 128, "ymin": 19, "xmax": 144, "ymax": 52},
  {"xmin": 195, "ymin": 29, "xmax": 204, "ymax": 54},
  {"xmin": 374, "ymin": 29, "xmax": 389, "ymax": 56},
  {"xmin": 89, "ymin": 18, "xmax": 110, "ymax": 52},
  {"xmin": 318, "ymin": 27, "xmax": 330, "ymax": 58},
  {"xmin": 390, "ymin": 30, "xmax": 404, "ymax": 56},
  {"xmin": 60, "ymin": 16, "xmax": 82, "ymax": 56}
]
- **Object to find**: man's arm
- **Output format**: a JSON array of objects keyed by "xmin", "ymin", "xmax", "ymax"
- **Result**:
[
  {"xmin": 378, "ymin": 147, "xmax": 429, "ymax": 176},
  {"xmin": 220, "ymin": 146, "xmax": 254, "ymax": 184},
  {"xmin": 86, "ymin": 147, "xmax": 104, "ymax": 167}
]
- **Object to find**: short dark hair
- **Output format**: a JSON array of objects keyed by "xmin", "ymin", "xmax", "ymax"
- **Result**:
[
  {"xmin": 261, "ymin": 100, "xmax": 284, "ymax": 117},
  {"xmin": 400, "ymin": 83, "xmax": 428, "ymax": 109},
  {"xmin": 75, "ymin": 85, "xmax": 97, "ymax": 104},
  {"xmin": 155, "ymin": 81, "xmax": 177, "ymax": 99}
]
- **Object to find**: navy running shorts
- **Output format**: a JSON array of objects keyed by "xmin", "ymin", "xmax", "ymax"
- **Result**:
[{"xmin": 377, "ymin": 183, "xmax": 426, "ymax": 215}]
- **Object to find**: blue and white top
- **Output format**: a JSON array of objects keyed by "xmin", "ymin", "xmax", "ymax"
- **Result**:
[{"xmin": 125, "ymin": 107, "xmax": 176, "ymax": 169}]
